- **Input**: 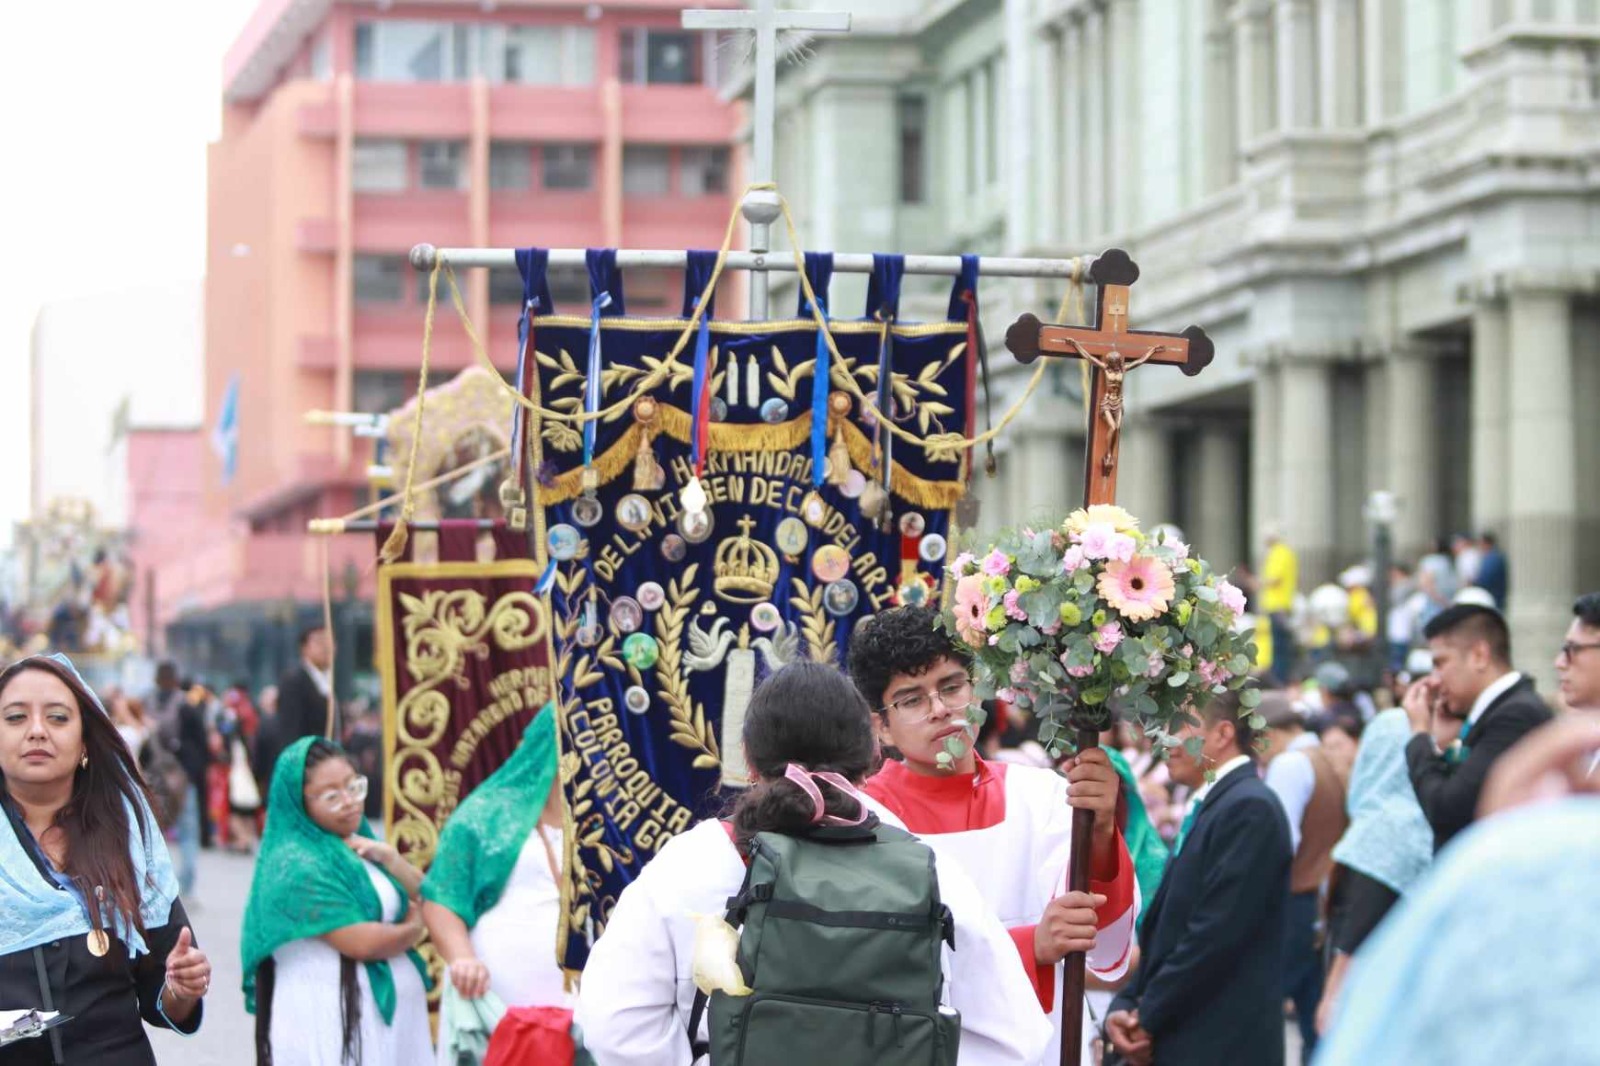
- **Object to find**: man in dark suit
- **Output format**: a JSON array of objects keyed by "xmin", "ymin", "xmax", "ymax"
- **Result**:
[
  {"xmin": 258, "ymin": 626, "xmax": 334, "ymax": 802},
  {"xmin": 1106, "ymin": 690, "xmax": 1293, "ymax": 1066},
  {"xmin": 1405, "ymin": 604, "xmax": 1552, "ymax": 852}
]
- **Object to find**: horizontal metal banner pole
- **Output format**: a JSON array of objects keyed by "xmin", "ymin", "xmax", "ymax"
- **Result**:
[{"xmin": 409, "ymin": 243, "xmax": 1096, "ymax": 280}]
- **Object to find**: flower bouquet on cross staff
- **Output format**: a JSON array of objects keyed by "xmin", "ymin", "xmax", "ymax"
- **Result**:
[{"xmin": 940, "ymin": 504, "xmax": 1262, "ymax": 763}]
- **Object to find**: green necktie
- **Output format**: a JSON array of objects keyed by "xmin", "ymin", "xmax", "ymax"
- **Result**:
[{"xmin": 1173, "ymin": 802, "xmax": 1201, "ymax": 856}]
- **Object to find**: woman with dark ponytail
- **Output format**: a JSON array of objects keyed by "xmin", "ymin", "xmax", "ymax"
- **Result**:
[
  {"xmin": 241, "ymin": 736, "xmax": 431, "ymax": 1065},
  {"xmin": 577, "ymin": 661, "xmax": 1051, "ymax": 1066},
  {"xmin": 0, "ymin": 653, "xmax": 210, "ymax": 1065}
]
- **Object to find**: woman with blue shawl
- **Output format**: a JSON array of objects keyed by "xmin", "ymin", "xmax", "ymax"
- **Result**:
[
  {"xmin": 1312, "ymin": 704, "xmax": 1433, "ymax": 1035},
  {"xmin": 242, "ymin": 736, "xmax": 432, "ymax": 1065},
  {"xmin": 0, "ymin": 653, "xmax": 210, "ymax": 1064},
  {"xmin": 420, "ymin": 703, "xmax": 569, "ymax": 1061}
]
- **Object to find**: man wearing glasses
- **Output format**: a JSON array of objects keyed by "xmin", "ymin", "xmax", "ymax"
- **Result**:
[
  {"xmin": 1555, "ymin": 593, "xmax": 1600, "ymax": 778},
  {"xmin": 849, "ymin": 605, "xmax": 1137, "ymax": 1066}
]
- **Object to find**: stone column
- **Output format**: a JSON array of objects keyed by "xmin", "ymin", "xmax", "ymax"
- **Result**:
[
  {"xmin": 1204, "ymin": 20, "xmax": 1237, "ymax": 194},
  {"xmin": 1234, "ymin": 2, "xmax": 1275, "ymax": 144},
  {"xmin": 1318, "ymin": 0, "xmax": 1362, "ymax": 128},
  {"xmin": 1004, "ymin": 0, "xmax": 1035, "ymax": 250},
  {"xmin": 1507, "ymin": 286, "xmax": 1577, "ymax": 689},
  {"xmin": 1061, "ymin": 17, "xmax": 1084, "ymax": 243},
  {"xmin": 1361, "ymin": 0, "xmax": 1401, "ymax": 122},
  {"xmin": 1279, "ymin": 360, "xmax": 1337, "ymax": 584},
  {"xmin": 1106, "ymin": 0, "xmax": 1140, "ymax": 235},
  {"xmin": 1118, "ymin": 418, "xmax": 1173, "ymax": 530},
  {"xmin": 1195, "ymin": 424, "xmax": 1247, "ymax": 574},
  {"xmin": 1276, "ymin": 0, "xmax": 1319, "ymax": 129},
  {"xmin": 1251, "ymin": 361, "xmax": 1283, "ymax": 563},
  {"xmin": 1471, "ymin": 298, "xmax": 1511, "ymax": 538},
  {"xmin": 1030, "ymin": 29, "xmax": 1061, "ymax": 247},
  {"xmin": 1386, "ymin": 348, "xmax": 1438, "ymax": 564},
  {"xmin": 1083, "ymin": 5, "xmax": 1107, "ymax": 237}
]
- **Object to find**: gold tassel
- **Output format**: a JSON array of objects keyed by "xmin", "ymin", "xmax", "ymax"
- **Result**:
[
  {"xmin": 378, "ymin": 516, "xmax": 409, "ymax": 565},
  {"xmin": 828, "ymin": 429, "xmax": 851, "ymax": 485},
  {"xmin": 633, "ymin": 430, "xmax": 666, "ymax": 491}
]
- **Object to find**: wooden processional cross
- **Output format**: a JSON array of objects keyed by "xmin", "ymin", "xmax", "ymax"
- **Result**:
[{"xmin": 1006, "ymin": 248, "xmax": 1214, "ymax": 1066}]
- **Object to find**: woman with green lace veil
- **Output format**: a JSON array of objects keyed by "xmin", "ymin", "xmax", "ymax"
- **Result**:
[
  {"xmin": 421, "ymin": 703, "xmax": 569, "ymax": 1049},
  {"xmin": 241, "ymin": 736, "xmax": 432, "ymax": 1065}
]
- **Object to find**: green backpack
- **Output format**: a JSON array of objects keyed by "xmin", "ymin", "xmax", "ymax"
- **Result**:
[{"xmin": 689, "ymin": 821, "xmax": 962, "ymax": 1066}]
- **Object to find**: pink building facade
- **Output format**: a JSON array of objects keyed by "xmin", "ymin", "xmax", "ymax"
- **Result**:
[{"xmin": 162, "ymin": 0, "xmax": 740, "ymax": 686}]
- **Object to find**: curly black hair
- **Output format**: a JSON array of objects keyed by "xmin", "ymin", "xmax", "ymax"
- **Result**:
[{"xmin": 846, "ymin": 604, "xmax": 971, "ymax": 714}]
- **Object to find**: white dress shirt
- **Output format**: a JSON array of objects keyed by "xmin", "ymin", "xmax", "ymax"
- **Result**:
[
  {"xmin": 1264, "ymin": 733, "xmax": 1321, "ymax": 853},
  {"xmin": 1466, "ymin": 671, "xmax": 1522, "ymax": 731}
]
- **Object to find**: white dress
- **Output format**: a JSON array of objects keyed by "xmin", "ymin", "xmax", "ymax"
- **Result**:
[
  {"xmin": 436, "ymin": 824, "xmax": 572, "ymax": 1066},
  {"xmin": 473, "ymin": 824, "xmax": 571, "ymax": 1008},
  {"xmin": 575, "ymin": 819, "xmax": 1052, "ymax": 1066},
  {"xmin": 269, "ymin": 859, "xmax": 433, "ymax": 1066}
]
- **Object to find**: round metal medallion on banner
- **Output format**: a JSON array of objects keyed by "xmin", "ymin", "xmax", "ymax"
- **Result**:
[
  {"xmin": 624, "ymin": 686, "xmax": 651, "ymax": 715},
  {"xmin": 710, "ymin": 397, "xmax": 729, "ymax": 422},
  {"xmin": 759, "ymin": 397, "xmax": 789, "ymax": 424},
  {"xmin": 575, "ymin": 623, "xmax": 601, "ymax": 648},
  {"xmin": 840, "ymin": 469, "xmax": 867, "ymax": 499},
  {"xmin": 823, "ymin": 579, "xmax": 860, "ymax": 617},
  {"xmin": 898, "ymin": 512, "xmax": 926, "ymax": 538},
  {"xmin": 919, "ymin": 532, "xmax": 948, "ymax": 564},
  {"xmin": 750, "ymin": 602, "xmax": 782, "ymax": 632},
  {"xmin": 622, "ymin": 633, "xmax": 661, "ymax": 670},
  {"xmin": 637, "ymin": 581, "xmax": 666, "ymax": 611},
  {"xmin": 801, "ymin": 491, "xmax": 829, "ymax": 528},
  {"xmin": 811, "ymin": 544, "xmax": 851, "ymax": 584},
  {"xmin": 616, "ymin": 493, "xmax": 653, "ymax": 533},
  {"xmin": 828, "ymin": 391, "xmax": 852, "ymax": 417},
  {"xmin": 572, "ymin": 494, "xmax": 603, "ymax": 528},
  {"xmin": 661, "ymin": 534, "xmax": 687, "ymax": 562},
  {"xmin": 679, "ymin": 509, "xmax": 714, "ymax": 544},
  {"xmin": 547, "ymin": 524, "xmax": 581, "ymax": 562},
  {"xmin": 609, "ymin": 597, "xmax": 644, "ymax": 634},
  {"xmin": 775, "ymin": 517, "xmax": 809, "ymax": 557}
]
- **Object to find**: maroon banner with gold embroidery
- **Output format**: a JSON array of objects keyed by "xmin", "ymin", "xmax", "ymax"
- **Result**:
[{"xmin": 376, "ymin": 525, "xmax": 557, "ymax": 875}]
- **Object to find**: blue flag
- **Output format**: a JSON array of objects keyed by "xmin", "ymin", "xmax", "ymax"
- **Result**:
[{"xmin": 211, "ymin": 373, "xmax": 240, "ymax": 485}]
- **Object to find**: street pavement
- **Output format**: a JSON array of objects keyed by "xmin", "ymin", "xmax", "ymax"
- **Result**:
[{"xmin": 149, "ymin": 848, "xmax": 255, "ymax": 1065}]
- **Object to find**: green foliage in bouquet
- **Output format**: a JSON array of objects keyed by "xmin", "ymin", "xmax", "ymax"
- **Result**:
[{"xmin": 940, "ymin": 504, "xmax": 1261, "ymax": 756}]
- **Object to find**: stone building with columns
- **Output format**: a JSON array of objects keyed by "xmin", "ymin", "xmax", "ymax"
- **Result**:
[{"xmin": 758, "ymin": 0, "xmax": 1600, "ymax": 686}]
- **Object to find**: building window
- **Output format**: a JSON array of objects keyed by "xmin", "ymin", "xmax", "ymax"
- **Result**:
[
  {"xmin": 418, "ymin": 141, "xmax": 466, "ymax": 190},
  {"xmin": 353, "ymin": 255, "xmax": 406, "ymax": 304},
  {"xmin": 352, "ymin": 370, "xmax": 416, "ymax": 414},
  {"xmin": 489, "ymin": 143, "xmax": 532, "ymax": 190},
  {"xmin": 354, "ymin": 21, "xmax": 474, "ymax": 82},
  {"xmin": 542, "ymin": 144, "xmax": 596, "ymax": 190},
  {"xmin": 898, "ymin": 96, "xmax": 927, "ymax": 204},
  {"xmin": 499, "ymin": 25, "xmax": 596, "ymax": 85},
  {"xmin": 680, "ymin": 147, "xmax": 729, "ymax": 196},
  {"xmin": 620, "ymin": 29, "xmax": 701, "ymax": 85},
  {"xmin": 416, "ymin": 269, "xmax": 467, "ymax": 305},
  {"xmin": 623, "ymin": 147, "xmax": 672, "ymax": 196},
  {"xmin": 353, "ymin": 139, "xmax": 408, "ymax": 192}
]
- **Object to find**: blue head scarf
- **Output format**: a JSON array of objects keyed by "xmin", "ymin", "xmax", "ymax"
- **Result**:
[
  {"xmin": 1316, "ymin": 796, "xmax": 1600, "ymax": 1065},
  {"xmin": 1329, "ymin": 707, "xmax": 1433, "ymax": 893},
  {"xmin": 0, "ymin": 653, "xmax": 180, "ymax": 958}
]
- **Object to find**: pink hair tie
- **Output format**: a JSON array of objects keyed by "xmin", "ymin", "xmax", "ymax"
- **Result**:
[{"xmin": 782, "ymin": 764, "xmax": 870, "ymax": 827}]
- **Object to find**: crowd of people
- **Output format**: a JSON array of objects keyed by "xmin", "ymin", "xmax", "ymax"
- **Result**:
[{"xmin": 2, "ymin": 580, "xmax": 1596, "ymax": 1065}]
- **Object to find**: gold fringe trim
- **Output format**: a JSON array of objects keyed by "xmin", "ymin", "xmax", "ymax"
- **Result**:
[{"xmin": 537, "ymin": 405, "xmax": 963, "ymax": 509}]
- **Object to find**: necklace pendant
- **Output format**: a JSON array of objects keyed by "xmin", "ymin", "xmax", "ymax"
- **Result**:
[{"xmin": 87, "ymin": 929, "xmax": 110, "ymax": 957}]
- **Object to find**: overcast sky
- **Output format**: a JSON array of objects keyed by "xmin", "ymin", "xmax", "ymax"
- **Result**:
[{"xmin": 1, "ymin": 0, "xmax": 259, "ymax": 547}]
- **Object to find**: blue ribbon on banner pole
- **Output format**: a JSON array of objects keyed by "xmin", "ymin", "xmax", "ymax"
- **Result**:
[
  {"xmin": 804, "ymin": 253, "xmax": 834, "ymax": 488},
  {"xmin": 689, "ymin": 298, "xmax": 712, "ymax": 471},
  {"xmin": 583, "ymin": 291, "xmax": 611, "ymax": 466}
]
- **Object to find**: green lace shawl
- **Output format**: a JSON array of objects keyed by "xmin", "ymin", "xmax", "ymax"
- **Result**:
[
  {"xmin": 240, "ymin": 736, "xmax": 429, "ymax": 1024},
  {"xmin": 1107, "ymin": 746, "xmax": 1170, "ymax": 927},
  {"xmin": 421, "ymin": 703, "xmax": 559, "ymax": 929}
]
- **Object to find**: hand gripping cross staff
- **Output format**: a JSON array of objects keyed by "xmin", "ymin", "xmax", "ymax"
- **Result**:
[{"xmin": 1005, "ymin": 249, "xmax": 1214, "ymax": 1066}]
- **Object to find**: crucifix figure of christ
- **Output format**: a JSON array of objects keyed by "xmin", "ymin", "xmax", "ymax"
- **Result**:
[
  {"xmin": 1005, "ymin": 248, "xmax": 1215, "ymax": 1066},
  {"xmin": 683, "ymin": 0, "xmax": 851, "ymax": 319}
]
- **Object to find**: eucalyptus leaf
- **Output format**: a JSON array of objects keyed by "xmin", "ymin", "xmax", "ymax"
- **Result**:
[
  {"xmin": 1167, "ymin": 671, "xmax": 1190, "ymax": 687},
  {"xmin": 1240, "ymin": 687, "xmax": 1263, "ymax": 709}
]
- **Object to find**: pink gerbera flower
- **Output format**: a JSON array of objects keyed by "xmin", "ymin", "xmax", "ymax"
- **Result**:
[
  {"xmin": 953, "ymin": 574, "xmax": 989, "ymax": 647},
  {"xmin": 1098, "ymin": 555, "xmax": 1177, "ymax": 623}
]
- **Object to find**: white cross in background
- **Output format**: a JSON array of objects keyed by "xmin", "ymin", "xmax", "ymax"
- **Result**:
[{"xmin": 683, "ymin": 0, "xmax": 852, "ymax": 319}]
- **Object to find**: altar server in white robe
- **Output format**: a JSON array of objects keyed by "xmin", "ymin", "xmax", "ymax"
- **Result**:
[
  {"xmin": 577, "ymin": 662, "xmax": 1052, "ymax": 1066},
  {"xmin": 850, "ymin": 606, "xmax": 1140, "ymax": 1066}
]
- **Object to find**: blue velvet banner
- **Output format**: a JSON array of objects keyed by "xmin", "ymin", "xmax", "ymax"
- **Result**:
[{"xmin": 521, "ymin": 251, "xmax": 977, "ymax": 973}]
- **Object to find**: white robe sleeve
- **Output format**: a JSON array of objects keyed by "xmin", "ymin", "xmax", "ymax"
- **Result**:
[
  {"xmin": 934, "ymin": 850, "xmax": 1054, "ymax": 1066},
  {"xmin": 576, "ymin": 860, "xmax": 694, "ymax": 1066},
  {"xmin": 1034, "ymin": 770, "xmax": 1138, "ymax": 981}
]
